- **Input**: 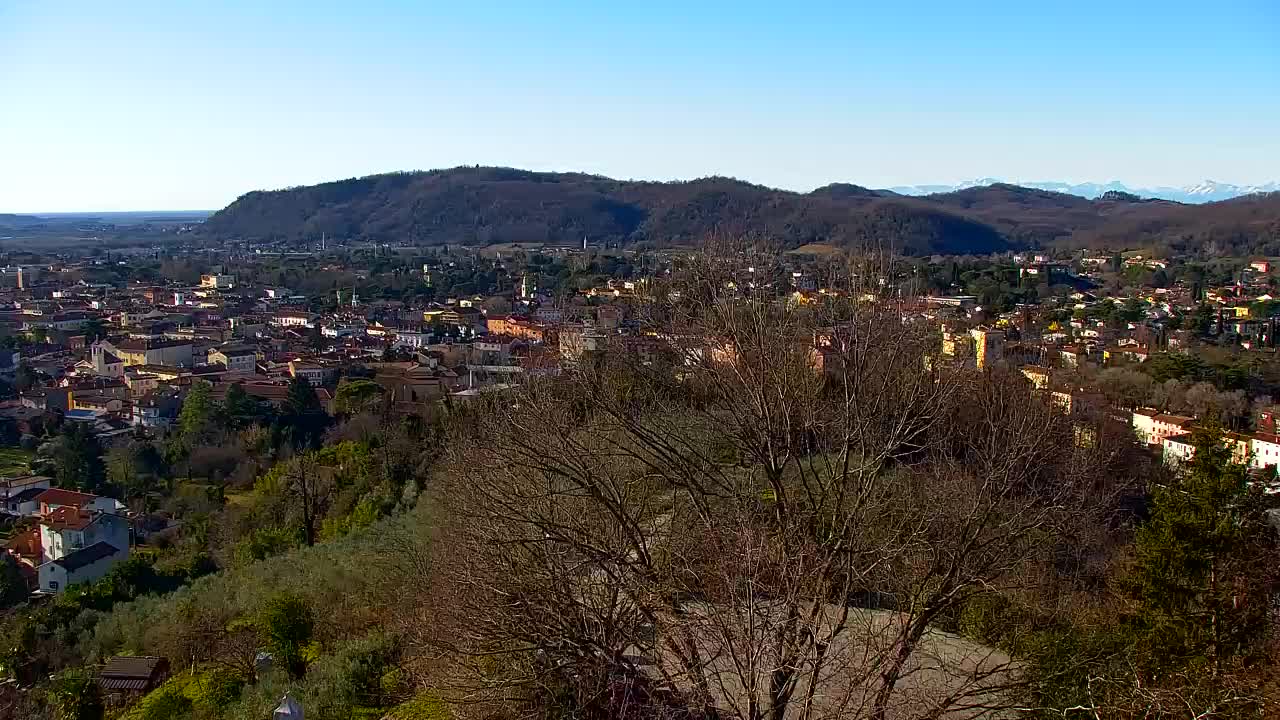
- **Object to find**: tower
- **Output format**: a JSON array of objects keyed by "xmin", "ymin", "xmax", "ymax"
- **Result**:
[{"xmin": 970, "ymin": 328, "xmax": 1004, "ymax": 370}]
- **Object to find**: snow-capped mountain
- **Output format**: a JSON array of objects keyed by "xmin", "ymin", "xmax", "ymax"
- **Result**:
[{"xmin": 884, "ymin": 179, "xmax": 1280, "ymax": 204}]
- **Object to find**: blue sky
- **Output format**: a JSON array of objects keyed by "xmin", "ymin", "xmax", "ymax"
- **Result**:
[{"xmin": 2, "ymin": 0, "xmax": 1277, "ymax": 211}]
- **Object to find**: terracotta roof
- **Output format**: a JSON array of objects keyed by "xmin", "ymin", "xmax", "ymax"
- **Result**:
[
  {"xmin": 34, "ymin": 488, "xmax": 98, "ymax": 508},
  {"xmin": 110, "ymin": 338, "xmax": 192, "ymax": 351},
  {"xmin": 42, "ymin": 506, "xmax": 95, "ymax": 531},
  {"xmin": 5, "ymin": 528, "xmax": 40, "ymax": 558}
]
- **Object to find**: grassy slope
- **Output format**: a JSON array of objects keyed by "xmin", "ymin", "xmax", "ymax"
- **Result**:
[
  {"xmin": 0, "ymin": 447, "xmax": 32, "ymax": 477},
  {"xmin": 86, "ymin": 505, "xmax": 432, "ymax": 719}
]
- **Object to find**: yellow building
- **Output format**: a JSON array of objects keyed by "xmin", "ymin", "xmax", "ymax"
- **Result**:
[
  {"xmin": 970, "ymin": 328, "xmax": 1004, "ymax": 369},
  {"xmin": 1021, "ymin": 365, "xmax": 1051, "ymax": 390}
]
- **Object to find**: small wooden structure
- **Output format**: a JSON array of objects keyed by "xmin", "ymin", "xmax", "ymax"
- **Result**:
[{"xmin": 97, "ymin": 656, "xmax": 170, "ymax": 703}]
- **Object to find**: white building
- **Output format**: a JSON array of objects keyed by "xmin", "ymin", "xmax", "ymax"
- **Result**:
[
  {"xmin": 38, "ymin": 507, "xmax": 129, "ymax": 563},
  {"xmin": 271, "ymin": 312, "xmax": 315, "ymax": 328},
  {"xmin": 288, "ymin": 361, "xmax": 329, "ymax": 386},
  {"xmin": 1162, "ymin": 434, "xmax": 1197, "ymax": 465},
  {"xmin": 1250, "ymin": 433, "xmax": 1280, "ymax": 470},
  {"xmin": 1131, "ymin": 409, "xmax": 1193, "ymax": 446},
  {"xmin": 35, "ymin": 504, "xmax": 130, "ymax": 593},
  {"xmin": 200, "ymin": 274, "xmax": 236, "ymax": 290},
  {"xmin": 1161, "ymin": 431, "xmax": 1250, "ymax": 467},
  {"xmin": 38, "ymin": 542, "xmax": 126, "ymax": 593},
  {"xmin": 209, "ymin": 346, "xmax": 259, "ymax": 374},
  {"xmin": 393, "ymin": 330, "xmax": 432, "ymax": 349},
  {"xmin": 321, "ymin": 324, "xmax": 363, "ymax": 339}
]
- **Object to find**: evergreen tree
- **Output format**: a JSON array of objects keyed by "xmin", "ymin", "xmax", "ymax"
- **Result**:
[
  {"xmin": 177, "ymin": 380, "xmax": 216, "ymax": 447},
  {"xmin": 0, "ymin": 554, "xmax": 28, "ymax": 609},
  {"xmin": 78, "ymin": 319, "xmax": 107, "ymax": 343},
  {"xmin": 223, "ymin": 382, "xmax": 261, "ymax": 428},
  {"xmin": 13, "ymin": 361, "xmax": 37, "ymax": 392},
  {"xmin": 333, "ymin": 378, "xmax": 385, "ymax": 416},
  {"xmin": 281, "ymin": 376, "xmax": 327, "ymax": 449},
  {"xmin": 283, "ymin": 376, "xmax": 321, "ymax": 417},
  {"xmin": 1128, "ymin": 426, "xmax": 1278, "ymax": 679},
  {"xmin": 258, "ymin": 592, "xmax": 314, "ymax": 679},
  {"xmin": 50, "ymin": 423, "xmax": 105, "ymax": 492}
]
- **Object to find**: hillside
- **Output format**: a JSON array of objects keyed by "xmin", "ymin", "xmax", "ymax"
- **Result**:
[
  {"xmin": 0, "ymin": 213, "xmax": 44, "ymax": 229},
  {"xmin": 202, "ymin": 167, "xmax": 1280, "ymax": 256},
  {"xmin": 201, "ymin": 168, "xmax": 1009, "ymax": 255},
  {"xmin": 1071, "ymin": 191, "xmax": 1280, "ymax": 255}
]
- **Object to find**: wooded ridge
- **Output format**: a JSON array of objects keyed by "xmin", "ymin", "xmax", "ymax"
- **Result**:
[{"xmin": 200, "ymin": 167, "xmax": 1280, "ymax": 256}]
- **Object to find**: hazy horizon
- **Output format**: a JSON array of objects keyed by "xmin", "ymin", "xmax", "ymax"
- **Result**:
[
  {"xmin": 3, "ymin": 1, "xmax": 1277, "ymax": 212},
  {"xmin": 2, "ymin": 166, "xmax": 1280, "ymax": 213}
]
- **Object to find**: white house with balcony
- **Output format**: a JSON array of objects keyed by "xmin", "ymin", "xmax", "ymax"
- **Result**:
[{"xmin": 35, "ymin": 504, "xmax": 130, "ymax": 593}]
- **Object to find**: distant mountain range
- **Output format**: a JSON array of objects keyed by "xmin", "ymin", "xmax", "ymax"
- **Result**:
[
  {"xmin": 200, "ymin": 167, "xmax": 1280, "ymax": 257},
  {"xmin": 885, "ymin": 179, "xmax": 1280, "ymax": 204}
]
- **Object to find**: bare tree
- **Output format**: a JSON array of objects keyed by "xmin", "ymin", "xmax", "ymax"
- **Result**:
[
  {"xmin": 149, "ymin": 597, "xmax": 258, "ymax": 680},
  {"xmin": 417, "ymin": 247, "xmax": 1133, "ymax": 720},
  {"xmin": 281, "ymin": 452, "xmax": 332, "ymax": 547}
]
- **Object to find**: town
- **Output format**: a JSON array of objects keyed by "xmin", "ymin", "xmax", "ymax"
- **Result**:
[{"xmin": 0, "ymin": 241, "xmax": 1278, "ymax": 596}]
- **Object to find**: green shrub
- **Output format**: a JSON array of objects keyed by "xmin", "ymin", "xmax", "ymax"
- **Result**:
[
  {"xmin": 185, "ymin": 667, "xmax": 247, "ymax": 710},
  {"xmin": 232, "ymin": 525, "xmax": 299, "ymax": 566},
  {"xmin": 293, "ymin": 633, "xmax": 401, "ymax": 713},
  {"xmin": 384, "ymin": 693, "xmax": 453, "ymax": 720},
  {"xmin": 46, "ymin": 669, "xmax": 103, "ymax": 720},
  {"xmin": 259, "ymin": 592, "xmax": 314, "ymax": 679},
  {"xmin": 121, "ymin": 678, "xmax": 193, "ymax": 720}
]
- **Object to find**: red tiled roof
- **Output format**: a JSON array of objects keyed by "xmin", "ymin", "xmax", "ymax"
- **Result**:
[
  {"xmin": 5, "ymin": 528, "xmax": 40, "ymax": 558},
  {"xmin": 41, "ymin": 505, "xmax": 94, "ymax": 531},
  {"xmin": 34, "ymin": 487, "xmax": 98, "ymax": 508}
]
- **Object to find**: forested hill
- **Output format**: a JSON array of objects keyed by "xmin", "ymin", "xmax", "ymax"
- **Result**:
[{"xmin": 202, "ymin": 167, "xmax": 1280, "ymax": 256}]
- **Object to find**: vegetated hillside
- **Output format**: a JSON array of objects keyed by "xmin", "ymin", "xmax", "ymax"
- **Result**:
[
  {"xmin": 202, "ymin": 167, "xmax": 1280, "ymax": 256},
  {"xmin": 807, "ymin": 183, "xmax": 888, "ymax": 200},
  {"xmin": 916, "ymin": 183, "xmax": 1111, "ymax": 245},
  {"xmin": 1069, "ymin": 191, "xmax": 1280, "ymax": 255},
  {"xmin": 202, "ymin": 168, "xmax": 1010, "ymax": 255},
  {"xmin": 0, "ymin": 214, "xmax": 45, "ymax": 229},
  {"xmin": 885, "ymin": 183, "xmax": 1280, "ymax": 255}
]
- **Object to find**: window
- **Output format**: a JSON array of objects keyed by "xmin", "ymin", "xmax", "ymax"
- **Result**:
[{"xmin": 48, "ymin": 581, "xmax": 59, "ymax": 591}]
